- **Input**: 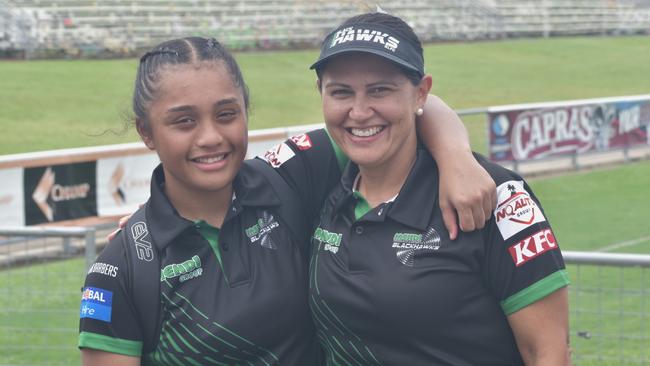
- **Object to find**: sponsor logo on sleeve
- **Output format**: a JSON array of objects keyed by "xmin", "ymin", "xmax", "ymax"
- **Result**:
[
  {"xmin": 290, "ymin": 133, "xmax": 313, "ymax": 151},
  {"xmin": 87, "ymin": 262, "xmax": 119, "ymax": 277},
  {"xmin": 261, "ymin": 142, "xmax": 296, "ymax": 168},
  {"xmin": 80, "ymin": 287, "xmax": 113, "ymax": 322},
  {"xmin": 508, "ymin": 229, "xmax": 558, "ymax": 266},
  {"xmin": 494, "ymin": 180, "xmax": 546, "ymax": 240}
]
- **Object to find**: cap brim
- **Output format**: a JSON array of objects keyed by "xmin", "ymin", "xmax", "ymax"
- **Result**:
[{"xmin": 310, "ymin": 47, "xmax": 422, "ymax": 76}]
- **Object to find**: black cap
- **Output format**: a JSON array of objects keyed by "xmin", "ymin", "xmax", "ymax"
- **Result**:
[{"xmin": 310, "ymin": 22, "xmax": 424, "ymax": 77}]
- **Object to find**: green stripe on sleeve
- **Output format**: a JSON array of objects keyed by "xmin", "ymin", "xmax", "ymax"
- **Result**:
[
  {"xmin": 325, "ymin": 128, "xmax": 348, "ymax": 172},
  {"xmin": 501, "ymin": 269, "xmax": 570, "ymax": 315},
  {"xmin": 78, "ymin": 331, "xmax": 142, "ymax": 356}
]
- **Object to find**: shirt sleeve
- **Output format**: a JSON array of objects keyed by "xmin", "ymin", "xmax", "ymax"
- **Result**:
[
  {"xmin": 78, "ymin": 236, "xmax": 143, "ymax": 357},
  {"xmin": 482, "ymin": 167, "xmax": 570, "ymax": 316},
  {"xmin": 256, "ymin": 128, "xmax": 345, "ymax": 225}
]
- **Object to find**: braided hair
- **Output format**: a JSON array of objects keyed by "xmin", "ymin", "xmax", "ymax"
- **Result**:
[{"xmin": 133, "ymin": 37, "xmax": 250, "ymax": 132}]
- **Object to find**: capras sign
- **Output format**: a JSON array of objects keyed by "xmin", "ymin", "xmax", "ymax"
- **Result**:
[{"xmin": 489, "ymin": 96, "xmax": 650, "ymax": 161}]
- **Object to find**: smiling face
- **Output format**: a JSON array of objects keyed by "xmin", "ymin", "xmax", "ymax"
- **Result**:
[
  {"xmin": 319, "ymin": 52, "xmax": 430, "ymax": 171},
  {"xmin": 138, "ymin": 62, "xmax": 248, "ymax": 200}
]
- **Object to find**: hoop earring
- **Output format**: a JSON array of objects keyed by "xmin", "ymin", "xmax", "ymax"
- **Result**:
[{"xmin": 416, "ymin": 108, "xmax": 424, "ymax": 116}]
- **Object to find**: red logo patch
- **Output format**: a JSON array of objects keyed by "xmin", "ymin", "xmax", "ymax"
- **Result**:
[
  {"xmin": 508, "ymin": 229, "xmax": 557, "ymax": 266},
  {"xmin": 290, "ymin": 133, "xmax": 312, "ymax": 150}
]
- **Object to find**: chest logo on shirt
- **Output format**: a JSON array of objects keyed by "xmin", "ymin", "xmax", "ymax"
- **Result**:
[
  {"xmin": 494, "ymin": 180, "xmax": 546, "ymax": 240},
  {"xmin": 245, "ymin": 211, "xmax": 279, "ymax": 249},
  {"xmin": 313, "ymin": 227, "xmax": 343, "ymax": 254},
  {"xmin": 392, "ymin": 227, "xmax": 442, "ymax": 267},
  {"xmin": 160, "ymin": 255, "xmax": 203, "ymax": 283}
]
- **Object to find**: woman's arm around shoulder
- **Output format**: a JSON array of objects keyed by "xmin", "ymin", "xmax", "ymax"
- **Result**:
[
  {"xmin": 508, "ymin": 287, "xmax": 572, "ymax": 366},
  {"xmin": 417, "ymin": 94, "xmax": 496, "ymax": 239},
  {"xmin": 82, "ymin": 349, "xmax": 140, "ymax": 366}
]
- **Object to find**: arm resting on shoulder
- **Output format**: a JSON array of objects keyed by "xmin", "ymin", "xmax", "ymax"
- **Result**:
[
  {"xmin": 507, "ymin": 287, "xmax": 572, "ymax": 366},
  {"xmin": 82, "ymin": 349, "xmax": 140, "ymax": 366},
  {"xmin": 417, "ymin": 94, "xmax": 496, "ymax": 239}
]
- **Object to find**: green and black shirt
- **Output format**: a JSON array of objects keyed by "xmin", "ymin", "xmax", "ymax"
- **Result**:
[
  {"xmin": 79, "ymin": 129, "xmax": 343, "ymax": 365},
  {"xmin": 309, "ymin": 149, "xmax": 569, "ymax": 365}
]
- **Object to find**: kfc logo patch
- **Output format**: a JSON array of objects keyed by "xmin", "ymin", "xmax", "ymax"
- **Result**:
[
  {"xmin": 509, "ymin": 229, "xmax": 557, "ymax": 266},
  {"xmin": 261, "ymin": 142, "xmax": 296, "ymax": 168},
  {"xmin": 290, "ymin": 133, "xmax": 313, "ymax": 151},
  {"xmin": 494, "ymin": 180, "xmax": 546, "ymax": 240}
]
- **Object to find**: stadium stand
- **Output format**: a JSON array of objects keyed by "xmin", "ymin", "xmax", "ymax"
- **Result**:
[{"xmin": 1, "ymin": 0, "xmax": 649, "ymax": 58}]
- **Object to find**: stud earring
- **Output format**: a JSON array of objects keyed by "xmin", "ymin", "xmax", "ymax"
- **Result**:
[{"xmin": 416, "ymin": 108, "xmax": 424, "ymax": 116}]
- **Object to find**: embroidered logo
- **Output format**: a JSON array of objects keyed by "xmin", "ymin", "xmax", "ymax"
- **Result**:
[
  {"xmin": 313, "ymin": 227, "xmax": 343, "ymax": 254},
  {"xmin": 160, "ymin": 255, "xmax": 203, "ymax": 283},
  {"xmin": 392, "ymin": 227, "xmax": 442, "ymax": 267},
  {"xmin": 245, "ymin": 211, "xmax": 279, "ymax": 249}
]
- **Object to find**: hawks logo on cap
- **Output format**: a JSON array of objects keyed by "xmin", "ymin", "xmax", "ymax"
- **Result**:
[{"xmin": 330, "ymin": 26, "xmax": 400, "ymax": 52}]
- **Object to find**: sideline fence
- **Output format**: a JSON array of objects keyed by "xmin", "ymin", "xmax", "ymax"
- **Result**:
[
  {"xmin": 0, "ymin": 231, "xmax": 648, "ymax": 365},
  {"xmin": 0, "ymin": 226, "xmax": 96, "ymax": 366},
  {"xmin": 563, "ymin": 251, "xmax": 650, "ymax": 365}
]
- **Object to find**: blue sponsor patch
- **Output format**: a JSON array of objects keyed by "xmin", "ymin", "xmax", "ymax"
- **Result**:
[{"xmin": 79, "ymin": 287, "xmax": 113, "ymax": 322}]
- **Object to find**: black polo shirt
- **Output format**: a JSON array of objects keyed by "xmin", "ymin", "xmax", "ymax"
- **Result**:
[
  {"xmin": 79, "ymin": 129, "xmax": 342, "ymax": 365},
  {"xmin": 309, "ymin": 149, "xmax": 569, "ymax": 365}
]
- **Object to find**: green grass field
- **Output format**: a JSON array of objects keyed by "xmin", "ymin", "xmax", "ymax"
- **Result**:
[
  {"xmin": 0, "ymin": 35, "xmax": 649, "ymax": 155},
  {"xmin": 1, "ymin": 35, "xmax": 649, "ymax": 365}
]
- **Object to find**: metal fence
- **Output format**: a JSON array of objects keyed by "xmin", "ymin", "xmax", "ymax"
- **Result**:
[
  {"xmin": 564, "ymin": 251, "xmax": 650, "ymax": 365},
  {"xmin": 0, "ymin": 226, "xmax": 96, "ymax": 366},
  {"xmin": 0, "ymin": 230, "xmax": 648, "ymax": 365}
]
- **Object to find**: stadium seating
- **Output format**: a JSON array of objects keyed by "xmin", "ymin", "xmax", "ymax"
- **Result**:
[{"xmin": 1, "ymin": 0, "xmax": 649, "ymax": 58}]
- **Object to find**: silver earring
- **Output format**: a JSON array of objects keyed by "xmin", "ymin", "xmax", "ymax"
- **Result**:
[{"xmin": 416, "ymin": 108, "xmax": 424, "ymax": 116}]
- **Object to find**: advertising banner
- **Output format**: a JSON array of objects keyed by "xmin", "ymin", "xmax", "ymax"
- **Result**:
[
  {"xmin": 96, "ymin": 154, "xmax": 159, "ymax": 216},
  {"xmin": 0, "ymin": 168, "xmax": 25, "ymax": 226},
  {"xmin": 23, "ymin": 162, "xmax": 97, "ymax": 225},
  {"xmin": 488, "ymin": 96, "xmax": 650, "ymax": 161}
]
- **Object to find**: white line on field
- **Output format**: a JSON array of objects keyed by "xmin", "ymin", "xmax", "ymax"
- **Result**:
[{"xmin": 596, "ymin": 235, "xmax": 650, "ymax": 252}]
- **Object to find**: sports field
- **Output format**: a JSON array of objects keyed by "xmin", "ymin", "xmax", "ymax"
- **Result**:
[
  {"xmin": 1, "ymin": 35, "xmax": 649, "ymax": 365},
  {"xmin": 1, "ymin": 35, "xmax": 649, "ymax": 155}
]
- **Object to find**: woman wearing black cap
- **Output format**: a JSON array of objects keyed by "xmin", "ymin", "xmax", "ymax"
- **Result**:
[{"xmin": 309, "ymin": 12, "xmax": 571, "ymax": 365}]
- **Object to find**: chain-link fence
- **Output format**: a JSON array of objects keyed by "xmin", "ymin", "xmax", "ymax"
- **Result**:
[
  {"xmin": 564, "ymin": 251, "xmax": 650, "ymax": 365},
  {"xmin": 0, "ymin": 226, "xmax": 95, "ymax": 366}
]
